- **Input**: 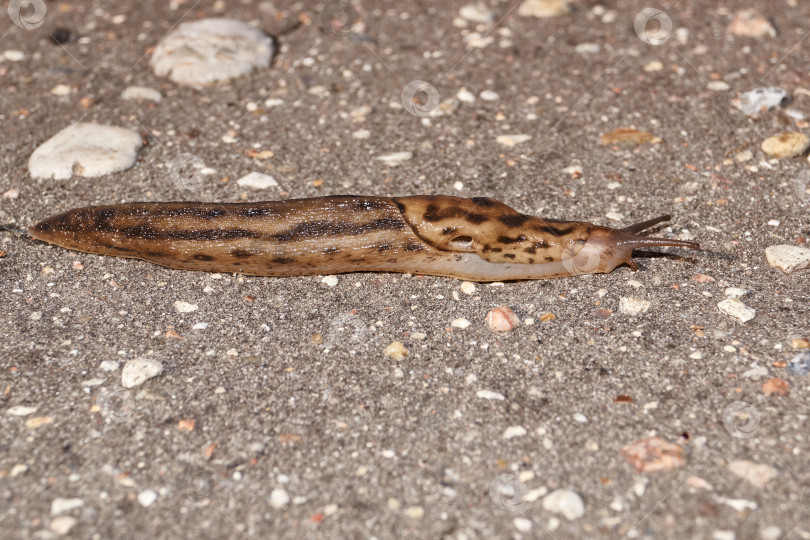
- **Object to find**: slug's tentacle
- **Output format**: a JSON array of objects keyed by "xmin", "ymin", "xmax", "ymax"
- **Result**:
[{"xmin": 29, "ymin": 195, "xmax": 700, "ymax": 281}]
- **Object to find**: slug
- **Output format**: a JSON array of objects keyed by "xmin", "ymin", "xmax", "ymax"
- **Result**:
[{"xmin": 28, "ymin": 195, "xmax": 699, "ymax": 281}]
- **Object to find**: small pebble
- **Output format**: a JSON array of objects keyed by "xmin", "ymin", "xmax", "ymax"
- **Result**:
[
  {"xmin": 29, "ymin": 123, "xmax": 142, "ymax": 180},
  {"xmin": 121, "ymin": 86, "xmax": 162, "ymax": 102},
  {"xmin": 724, "ymin": 287, "xmax": 747, "ymax": 299},
  {"xmin": 173, "ymin": 301, "xmax": 198, "ymax": 313},
  {"xmin": 321, "ymin": 275, "xmax": 339, "ymax": 287},
  {"xmin": 457, "ymin": 88, "xmax": 476, "ymax": 103},
  {"xmin": 451, "ymin": 318, "xmax": 471, "ymax": 329},
  {"xmin": 405, "ymin": 506, "xmax": 424, "ymax": 519},
  {"xmin": 479, "ymin": 90, "xmax": 499, "ymax": 101},
  {"xmin": 270, "ymin": 488, "xmax": 290, "ymax": 509},
  {"xmin": 375, "ymin": 151, "xmax": 412, "ymax": 166},
  {"xmin": 735, "ymin": 150, "xmax": 753, "ymax": 162},
  {"xmin": 713, "ymin": 531, "xmax": 736, "ymax": 540},
  {"xmin": 542, "ymin": 489, "xmax": 585, "ymax": 520},
  {"xmin": 717, "ymin": 298, "xmax": 756, "ymax": 323},
  {"xmin": 518, "ymin": 0, "xmax": 571, "ymax": 18},
  {"xmin": 788, "ymin": 351, "xmax": 810, "ymax": 376},
  {"xmin": 765, "ymin": 245, "xmax": 810, "ymax": 273},
  {"xmin": 192, "ymin": 322, "xmax": 209, "ymax": 330},
  {"xmin": 138, "ymin": 489, "xmax": 158, "ymax": 507},
  {"xmin": 51, "ymin": 498, "xmax": 84, "ymax": 516},
  {"xmin": 264, "ymin": 98, "xmax": 284, "ymax": 108},
  {"xmin": 707, "ymin": 81, "xmax": 731, "ymax": 92},
  {"xmin": 352, "ymin": 129, "xmax": 370, "ymax": 139},
  {"xmin": 574, "ymin": 42, "xmax": 599, "ymax": 55},
  {"xmin": 6, "ymin": 405, "xmax": 37, "ymax": 416},
  {"xmin": 731, "ymin": 87, "xmax": 788, "ymax": 117},
  {"xmin": 496, "ymin": 134, "xmax": 532, "ymax": 147},
  {"xmin": 50, "ymin": 516, "xmax": 77, "ymax": 536},
  {"xmin": 621, "ymin": 436, "xmax": 685, "ymax": 472},
  {"xmin": 151, "ymin": 19, "xmax": 274, "ymax": 86},
  {"xmin": 476, "ymin": 389, "xmax": 505, "ymax": 401},
  {"xmin": 600, "ymin": 128, "xmax": 662, "ymax": 145},
  {"xmin": 503, "ymin": 425, "xmax": 527, "ymax": 439},
  {"xmin": 761, "ymin": 133, "xmax": 810, "ymax": 158},
  {"xmin": 762, "ymin": 377, "xmax": 790, "ymax": 396},
  {"xmin": 643, "ymin": 61, "xmax": 663, "ymax": 72},
  {"xmin": 3, "ymin": 50, "xmax": 25, "ymax": 61},
  {"xmin": 728, "ymin": 459, "xmax": 778, "ymax": 488},
  {"xmin": 459, "ymin": 3, "xmax": 494, "ymax": 24},
  {"xmin": 459, "ymin": 282, "xmax": 476, "ymax": 295},
  {"xmin": 50, "ymin": 84, "xmax": 72, "ymax": 96},
  {"xmin": 760, "ymin": 526, "xmax": 782, "ymax": 540},
  {"xmin": 486, "ymin": 306, "xmax": 520, "ymax": 332},
  {"xmin": 384, "ymin": 341, "xmax": 409, "ymax": 361},
  {"xmin": 236, "ymin": 172, "xmax": 279, "ymax": 189},
  {"xmin": 618, "ymin": 297, "xmax": 651, "ymax": 316},
  {"xmin": 25, "ymin": 417, "xmax": 54, "ymax": 429},
  {"xmin": 728, "ymin": 8, "xmax": 776, "ymax": 38},
  {"xmin": 514, "ymin": 517, "xmax": 532, "ymax": 532},
  {"xmin": 99, "ymin": 360, "xmax": 119, "ymax": 372},
  {"xmin": 121, "ymin": 358, "xmax": 163, "ymax": 388}
]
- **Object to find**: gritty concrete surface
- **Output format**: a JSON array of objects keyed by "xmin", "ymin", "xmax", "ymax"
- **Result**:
[{"xmin": 1, "ymin": 1, "xmax": 809, "ymax": 539}]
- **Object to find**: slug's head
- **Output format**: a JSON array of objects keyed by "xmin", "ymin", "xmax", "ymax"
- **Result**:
[
  {"xmin": 558, "ymin": 216, "xmax": 701, "ymax": 275},
  {"xmin": 392, "ymin": 196, "xmax": 699, "ymax": 275}
]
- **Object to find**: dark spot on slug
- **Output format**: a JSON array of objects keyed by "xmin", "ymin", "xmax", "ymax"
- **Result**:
[
  {"xmin": 355, "ymin": 200, "xmax": 386, "ymax": 211},
  {"xmin": 272, "ymin": 257, "xmax": 295, "ymax": 264},
  {"xmin": 395, "ymin": 202, "xmax": 406, "ymax": 213},
  {"xmin": 471, "ymin": 197, "xmax": 496, "ymax": 207},
  {"xmin": 524, "ymin": 247, "xmax": 537, "ymax": 254},
  {"xmin": 464, "ymin": 213, "xmax": 488, "ymax": 224},
  {"xmin": 503, "ymin": 253, "xmax": 516, "ymax": 259},
  {"xmin": 533, "ymin": 240, "xmax": 549, "ymax": 249},
  {"xmin": 545, "ymin": 256, "xmax": 555, "ymax": 262},
  {"xmin": 119, "ymin": 226, "xmax": 259, "ymax": 241},
  {"xmin": 441, "ymin": 227, "xmax": 457, "ymax": 235},
  {"xmin": 230, "ymin": 249, "xmax": 253, "ymax": 259},
  {"xmin": 490, "ymin": 247, "xmax": 502, "ymax": 253},
  {"xmin": 497, "ymin": 234, "xmax": 527, "ymax": 244},
  {"xmin": 498, "ymin": 214, "xmax": 530, "ymax": 227},
  {"xmin": 377, "ymin": 244, "xmax": 392, "ymax": 252},
  {"xmin": 271, "ymin": 218, "xmax": 405, "ymax": 242},
  {"xmin": 528, "ymin": 258, "xmax": 534, "ymax": 263},
  {"xmin": 323, "ymin": 247, "xmax": 341, "ymax": 255},
  {"xmin": 193, "ymin": 254, "xmax": 214, "ymax": 261},
  {"xmin": 405, "ymin": 242, "xmax": 425, "ymax": 252},
  {"xmin": 204, "ymin": 209, "xmax": 226, "ymax": 218}
]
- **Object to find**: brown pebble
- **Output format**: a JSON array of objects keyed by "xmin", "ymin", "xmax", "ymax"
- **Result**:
[
  {"xmin": 203, "ymin": 443, "xmax": 217, "ymax": 460},
  {"xmin": 384, "ymin": 341, "xmax": 409, "ymax": 360},
  {"xmin": 621, "ymin": 436, "xmax": 686, "ymax": 473},
  {"xmin": 614, "ymin": 395, "xmax": 634, "ymax": 403},
  {"xmin": 178, "ymin": 419, "xmax": 196, "ymax": 431},
  {"xmin": 693, "ymin": 274, "xmax": 715, "ymax": 283},
  {"xmin": 596, "ymin": 309, "xmax": 613, "ymax": 318},
  {"xmin": 486, "ymin": 306, "xmax": 520, "ymax": 332},
  {"xmin": 762, "ymin": 377, "xmax": 790, "ymax": 396},
  {"xmin": 600, "ymin": 128, "xmax": 662, "ymax": 145},
  {"xmin": 791, "ymin": 338, "xmax": 809, "ymax": 349}
]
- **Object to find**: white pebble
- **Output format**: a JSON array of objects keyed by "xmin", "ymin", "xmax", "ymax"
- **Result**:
[
  {"xmin": 708, "ymin": 81, "xmax": 731, "ymax": 92},
  {"xmin": 270, "ymin": 488, "xmax": 290, "ymax": 509},
  {"xmin": 121, "ymin": 358, "xmax": 163, "ymax": 388},
  {"xmin": 375, "ymin": 151, "xmax": 413, "ymax": 166},
  {"xmin": 352, "ymin": 129, "xmax": 371, "ymax": 139},
  {"xmin": 51, "ymin": 84, "xmax": 72, "ymax": 96},
  {"xmin": 406, "ymin": 506, "xmax": 424, "ymax": 518},
  {"xmin": 3, "ymin": 50, "xmax": 25, "ymax": 61},
  {"xmin": 51, "ymin": 497, "xmax": 84, "ymax": 516},
  {"xmin": 150, "ymin": 19, "xmax": 274, "ymax": 87},
  {"xmin": 460, "ymin": 282, "xmax": 476, "ymax": 295},
  {"xmin": 760, "ymin": 526, "xmax": 782, "ymax": 540},
  {"xmin": 321, "ymin": 275, "xmax": 339, "ymax": 287},
  {"xmin": 122, "ymin": 86, "xmax": 162, "ymax": 102},
  {"xmin": 6, "ymin": 406, "xmax": 37, "ymax": 416},
  {"xmin": 713, "ymin": 531, "xmax": 736, "ymax": 540},
  {"xmin": 50, "ymin": 516, "xmax": 77, "ymax": 536},
  {"xmin": 724, "ymin": 287, "xmax": 747, "ymax": 299},
  {"xmin": 496, "ymin": 134, "xmax": 532, "ymax": 147},
  {"xmin": 765, "ymin": 245, "xmax": 810, "ymax": 274},
  {"xmin": 457, "ymin": 88, "xmax": 476, "ymax": 103},
  {"xmin": 451, "ymin": 318, "xmax": 471, "ymax": 329},
  {"xmin": 503, "ymin": 425, "xmax": 527, "ymax": 439},
  {"xmin": 479, "ymin": 90, "xmax": 499, "ymax": 101},
  {"xmin": 99, "ymin": 360, "xmax": 119, "ymax": 372},
  {"xmin": 717, "ymin": 298, "xmax": 756, "ymax": 323},
  {"xmin": 606, "ymin": 212, "xmax": 624, "ymax": 221},
  {"xmin": 459, "ymin": 3, "xmax": 494, "ymax": 24},
  {"xmin": 192, "ymin": 322, "xmax": 209, "ymax": 330},
  {"xmin": 476, "ymin": 389, "xmax": 505, "ymax": 400},
  {"xmin": 236, "ymin": 172, "xmax": 278, "ymax": 190},
  {"xmin": 264, "ymin": 98, "xmax": 285, "ymax": 108},
  {"xmin": 173, "ymin": 301, "xmax": 198, "ymax": 313},
  {"xmin": 513, "ymin": 517, "xmax": 532, "ymax": 532},
  {"xmin": 453, "ymin": 180, "xmax": 464, "ymax": 191},
  {"xmin": 29, "ymin": 123, "xmax": 143, "ymax": 180},
  {"xmin": 573, "ymin": 413, "xmax": 587, "ymax": 423},
  {"xmin": 138, "ymin": 489, "xmax": 158, "ymax": 507},
  {"xmin": 618, "ymin": 297, "xmax": 651, "ymax": 315},
  {"xmin": 575, "ymin": 43, "xmax": 600, "ymax": 55},
  {"xmin": 542, "ymin": 489, "xmax": 585, "ymax": 520}
]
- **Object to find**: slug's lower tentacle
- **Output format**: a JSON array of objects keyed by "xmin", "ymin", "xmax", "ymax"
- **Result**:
[{"xmin": 29, "ymin": 195, "xmax": 700, "ymax": 281}]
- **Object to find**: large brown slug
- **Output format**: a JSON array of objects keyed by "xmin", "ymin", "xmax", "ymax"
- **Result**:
[{"xmin": 28, "ymin": 195, "xmax": 699, "ymax": 281}]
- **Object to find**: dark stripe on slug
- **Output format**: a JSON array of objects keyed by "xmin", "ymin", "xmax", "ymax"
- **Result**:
[
  {"xmin": 524, "ymin": 247, "xmax": 536, "ymax": 254},
  {"xmin": 272, "ymin": 257, "xmax": 296, "ymax": 264},
  {"xmin": 377, "ymin": 244, "xmax": 392, "ymax": 252},
  {"xmin": 405, "ymin": 242, "xmax": 425, "ymax": 252},
  {"xmin": 471, "ymin": 197, "xmax": 496, "ymax": 207},
  {"xmin": 498, "ymin": 214, "xmax": 531, "ymax": 228},
  {"xmin": 534, "ymin": 224, "xmax": 577, "ymax": 237},
  {"xmin": 119, "ymin": 226, "xmax": 260, "ymax": 241},
  {"xmin": 504, "ymin": 254, "xmax": 516, "ymax": 259},
  {"xmin": 464, "ymin": 213, "xmax": 488, "ymax": 224},
  {"xmin": 230, "ymin": 249, "xmax": 253, "ymax": 258},
  {"xmin": 533, "ymin": 240, "xmax": 549, "ymax": 249},
  {"xmin": 240, "ymin": 207, "xmax": 282, "ymax": 218},
  {"xmin": 497, "ymin": 234, "xmax": 528, "ymax": 244},
  {"xmin": 355, "ymin": 200, "xmax": 387, "ymax": 211},
  {"xmin": 323, "ymin": 247, "xmax": 341, "ymax": 255},
  {"xmin": 271, "ymin": 217, "xmax": 406, "ymax": 243},
  {"xmin": 194, "ymin": 254, "xmax": 214, "ymax": 261}
]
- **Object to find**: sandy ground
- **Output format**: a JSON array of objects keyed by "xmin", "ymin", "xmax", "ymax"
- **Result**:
[{"xmin": 1, "ymin": 0, "xmax": 809, "ymax": 538}]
